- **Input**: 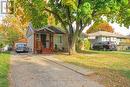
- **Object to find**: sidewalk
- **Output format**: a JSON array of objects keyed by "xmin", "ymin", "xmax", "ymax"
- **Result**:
[{"xmin": 40, "ymin": 55, "xmax": 95, "ymax": 76}]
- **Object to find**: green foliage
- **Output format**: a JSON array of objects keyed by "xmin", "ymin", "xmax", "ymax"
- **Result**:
[
  {"xmin": 84, "ymin": 39, "xmax": 91, "ymax": 50},
  {"xmin": 76, "ymin": 38, "xmax": 91, "ymax": 51},
  {"xmin": 0, "ymin": 26, "xmax": 20, "ymax": 45},
  {"xmin": 126, "ymin": 9, "xmax": 130, "ymax": 17},
  {"xmin": 76, "ymin": 38, "xmax": 84, "ymax": 51},
  {"xmin": 78, "ymin": 2, "xmax": 92, "ymax": 19},
  {"xmin": 5, "ymin": 27, "xmax": 20, "ymax": 45},
  {"xmin": 16, "ymin": 0, "xmax": 47, "ymax": 28},
  {"xmin": 16, "ymin": 0, "xmax": 130, "ymax": 30},
  {"xmin": 0, "ymin": 43, "xmax": 3, "ymax": 48},
  {"xmin": 121, "ymin": 0, "xmax": 128, "ymax": 5},
  {"xmin": 61, "ymin": 0, "xmax": 78, "ymax": 10}
]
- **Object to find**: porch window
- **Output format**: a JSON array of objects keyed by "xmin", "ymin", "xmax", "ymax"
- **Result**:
[
  {"xmin": 56, "ymin": 35, "xmax": 62, "ymax": 44},
  {"xmin": 59, "ymin": 35, "xmax": 62, "ymax": 43},
  {"xmin": 36, "ymin": 34, "xmax": 41, "ymax": 41}
]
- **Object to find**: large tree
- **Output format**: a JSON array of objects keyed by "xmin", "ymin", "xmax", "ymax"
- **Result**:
[
  {"xmin": 16, "ymin": 0, "xmax": 130, "ymax": 54},
  {"xmin": 0, "ymin": 15, "xmax": 25, "ymax": 45}
]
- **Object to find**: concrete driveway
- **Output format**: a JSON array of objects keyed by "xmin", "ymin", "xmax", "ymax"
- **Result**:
[{"xmin": 9, "ymin": 54, "xmax": 104, "ymax": 87}]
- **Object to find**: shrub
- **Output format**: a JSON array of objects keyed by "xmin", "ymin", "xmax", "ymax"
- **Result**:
[
  {"xmin": 84, "ymin": 38, "xmax": 91, "ymax": 50},
  {"xmin": 76, "ymin": 38, "xmax": 91, "ymax": 51}
]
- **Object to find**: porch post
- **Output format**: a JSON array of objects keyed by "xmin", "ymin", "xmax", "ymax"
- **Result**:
[{"xmin": 34, "ymin": 33, "xmax": 36, "ymax": 54}]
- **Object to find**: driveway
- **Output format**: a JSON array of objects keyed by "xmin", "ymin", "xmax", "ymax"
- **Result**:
[{"xmin": 10, "ymin": 54, "xmax": 104, "ymax": 87}]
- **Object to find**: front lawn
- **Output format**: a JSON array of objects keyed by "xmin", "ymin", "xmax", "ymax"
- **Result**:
[
  {"xmin": 0, "ymin": 52, "xmax": 10, "ymax": 87},
  {"xmin": 55, "ymin": 50, "xmax": 130, "ymax": 87}
]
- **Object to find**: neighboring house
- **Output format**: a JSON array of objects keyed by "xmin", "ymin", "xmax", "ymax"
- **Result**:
[
  {"xmin": 26, "ymin": 24, "xmax": 68, "ymax": 54},
  {"xmin": 87, "ymin": 31, "xmax": 130, "ymax": 50}
]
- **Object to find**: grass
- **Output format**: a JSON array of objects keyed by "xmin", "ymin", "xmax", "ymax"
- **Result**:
[
  {"xmin": 0, "ymin": 52, "xmax": 10, "ymax": 87},
  {"xmin": 55, "ymin": 50, "xmax": 130, "ymax": 87}
]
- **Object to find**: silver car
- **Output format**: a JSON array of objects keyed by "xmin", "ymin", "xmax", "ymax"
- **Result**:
[{"xmin": 15, "ymin": 44, "xmax": 29, "ymax": 53}]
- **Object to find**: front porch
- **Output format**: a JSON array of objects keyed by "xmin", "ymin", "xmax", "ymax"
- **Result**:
[
  {"xmin": 33, "ymin": 26, "xmax": 65, "ymax": 54},
  {"xmin": 34, "ymin": 32, "xmax": 54, "ymax": 54}
]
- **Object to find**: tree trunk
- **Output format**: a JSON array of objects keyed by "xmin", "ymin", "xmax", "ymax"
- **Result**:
[
  {"xmin": 68, "ymin": 40, "xmax": 76, "ymax": 55},
  {"xmin": 68, "ymin": 32, "xmax": 78, "ymax": 55}
]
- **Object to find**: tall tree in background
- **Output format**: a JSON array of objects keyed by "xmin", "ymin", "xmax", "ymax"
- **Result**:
[
  {"xmin": 0, "ymin": 25, "xmax": 20, "ymax": 46},
  {"xmin": 0, "ymin": 4, "xmax": 30, "ymax": 45},
  {"xmin": 0, "ymin": 14, "xmax": 26, "ymax": 45},
  {"xmin": 15, "ymin": 0, "xmax": 130, "ymax": 54},
  {"xmin": 87, "ymin": 21, "xmax": 114, "ymax": 33}
]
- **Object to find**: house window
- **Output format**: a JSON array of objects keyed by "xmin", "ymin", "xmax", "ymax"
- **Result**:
[
  {"xmin": 102, "ymin": 37, "xmax": 106, "ymax": 41},
  {"xmin": 111, "ymin": 37, "xmax": 114, "ymax": 41},
  {"xmin": 36, "ymin": 34, "xmax": 40, "ymax": 41},
  {"xmin": 106, "ymin": 37, "xmax": 110, "ymax": 41},
  {"xmin": 59, "ymin": 36, "xmax": 62, "ymax": 43},
  {"xmin": 55, "ymin": 35, "xmax": 62, "ymax": 44}
]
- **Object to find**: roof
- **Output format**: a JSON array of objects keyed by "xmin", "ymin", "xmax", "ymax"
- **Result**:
[
  {"xmin": 34, "ymin": 26, "xmax": 65, "ymax": 34},
  {"xmin": 87, "ymin": 31, "xmax": 125, "ymax": 38},
  {"xmin": 15, "ymin": 38, "xmax": 28, "ymax": 43}
]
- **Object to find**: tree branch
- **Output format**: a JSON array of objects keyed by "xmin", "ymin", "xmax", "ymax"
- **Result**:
[{"xmin": 44, "ymin": 8, "xmax": 68, "ymax": 33}]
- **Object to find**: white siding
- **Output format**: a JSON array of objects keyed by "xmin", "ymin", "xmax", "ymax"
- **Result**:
[
  {"xmin": 53, "ymin": 34, "xmax": 64, "ymax": 50},
  {"xmin": 27, "ymin": 34, "xmax": 34, "ymax": 52},
  {"xmin": 89, "ymin": 36, "xmax": 121, "ymax": 45}
]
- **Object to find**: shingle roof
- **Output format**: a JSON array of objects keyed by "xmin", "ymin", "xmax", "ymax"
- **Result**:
[
  {"xmin": 48, "ymin": 26, "xmax": 65, "ymax": 34},
  {"xmin": 87, "ymin": 31, "xmax": 125, "ymax": 38},
  {"xmin": 16, "ymin": 38, "xmax": 28, "ymax": 43},
  {"xmin": 34, "ymin": 26, "xmax": 65, "ymax": 34}
]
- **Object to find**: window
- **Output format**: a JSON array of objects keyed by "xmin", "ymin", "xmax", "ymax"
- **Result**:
[
  {"xmin": 102, "ymin": 37, "xmax": 106, "ymax": 41},
  {"xmin": 59, "ymin": 36, "xmax": 62, "ymax": 43},
  {"xmin": 17, "ymin": 44, "xmax": 26, "ymax": 48},
  {"xmin": 36, "ymin": 34, "xmax": 41, "ymax": 41},
  {"xmin": 56, "ymin": 35, "xmax": 62, "ymax": 43},
  {"xmin": 106, "ymin": 37, "xmax": 110, "ymax": 41}
]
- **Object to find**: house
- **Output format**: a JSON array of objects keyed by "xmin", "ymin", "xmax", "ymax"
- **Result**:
[
  {"xmin": 87, "ymin": 31, "xmax": 130, "ymax": 50},
  {"xmin": 26, "ymin": 24, "xmax": 68, "ymax": 54}
]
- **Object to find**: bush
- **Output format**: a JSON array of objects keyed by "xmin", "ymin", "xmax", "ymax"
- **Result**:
[
  {"xmin": 76, "ymin": 38, "xmax": 84, "ymax": 51},
  {"xmin": 84, "ymin": 38, "xmax": 91, "ymax": 50},
  {"xmin": 0, "ymin": 43, "xmax": 3, "ymax": 48},
  {"xmin": 76, "ymin": 38, "xmax": 91, "ymax": 51}
]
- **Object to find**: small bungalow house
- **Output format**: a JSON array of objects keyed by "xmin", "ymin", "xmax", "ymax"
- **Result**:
[
  {"xmin": 87, "ymin": 31, "xmax": 130, "ymax": 50},
  {"xmin": 26, "ymin": 24, "xmax": 68, "ymax": 54}
]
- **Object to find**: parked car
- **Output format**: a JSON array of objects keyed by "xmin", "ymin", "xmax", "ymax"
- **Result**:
[
  {"xmin": 15, "ymin": 43, "xmax": 29, "ymax": 53},
  {"xmin": 92, "ymin": 41, "xmax": 117, "ymax": 51}
]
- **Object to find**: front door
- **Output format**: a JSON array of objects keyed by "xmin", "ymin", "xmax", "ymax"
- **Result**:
[
  {"xmin": 41, "ymin": 34, "xmax": 47, "ymax": 48},
  {"xmin": 41, "ymin": 33, "xmax": 52, "ymax": 53}
]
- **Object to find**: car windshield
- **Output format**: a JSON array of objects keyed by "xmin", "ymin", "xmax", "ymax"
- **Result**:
[{"xmin": 17, "ymin": 44, "xmax": 26, "ymax": 48}]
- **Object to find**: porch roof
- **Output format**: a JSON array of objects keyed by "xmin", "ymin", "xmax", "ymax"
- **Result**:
[{"xmin": 34, "ymin": 26, "xmax": 65, "ymax": 34}]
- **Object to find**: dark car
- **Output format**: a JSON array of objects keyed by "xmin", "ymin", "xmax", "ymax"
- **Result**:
[
  {"xmin": 92, "ymin": 41, "xmax": 117, "ymax": 51},
  {"xmin": 15, "ymin": 44, "xmax": 29, "ymax": 53}
]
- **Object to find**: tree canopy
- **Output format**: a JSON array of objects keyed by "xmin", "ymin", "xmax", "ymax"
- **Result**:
[{"xmin": 0, "ymin": 15, "xmax": 25, "ymax": 45}]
